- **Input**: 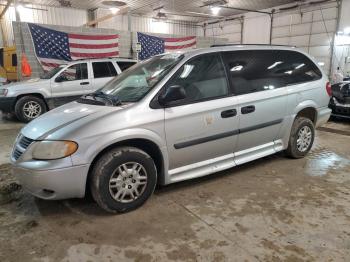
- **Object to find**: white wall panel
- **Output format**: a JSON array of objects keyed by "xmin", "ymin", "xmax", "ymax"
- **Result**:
[
  {"xmin": 271, "ymin": 3, "xmax": 339, "ymax": 75},
  {"xmin": 309, "ymin": 46, "xmax": 331, "ymax": 57},
  {"xmin": 243, "ymin": 15, "xmax": 271, "ymax": 44},
  {"xmin": 310, "ymin": 33, "xmax": 331, "ymax": 47}
]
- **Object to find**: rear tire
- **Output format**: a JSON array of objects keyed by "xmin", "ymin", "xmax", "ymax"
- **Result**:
[
  {"xmin": 90, "ymin": 147, "xmax": 157, "ymax": 213},
  {"xmin": 285, "ymin": 117, "xmax": 315, "ymax": 159},
  {"xmin": 14, "ymin": 96, "xmax": 47, "ymax": 123}
]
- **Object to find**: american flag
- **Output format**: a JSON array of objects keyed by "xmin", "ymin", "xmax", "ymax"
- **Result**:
[
  {"xmin": 137, "ymin": 32, "xmax": 196, "ymax": 60},
  {"xmin": 28, "ymin": 23, "xmax": 119, "ymax": 71}
]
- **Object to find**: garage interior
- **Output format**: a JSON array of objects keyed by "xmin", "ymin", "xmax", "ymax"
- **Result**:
[{"xmin": 0, "ymin": 0, "xmax": 350, "ymax": 261}]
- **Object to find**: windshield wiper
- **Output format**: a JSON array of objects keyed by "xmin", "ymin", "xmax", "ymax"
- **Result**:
[{"xmin": 86, "ymin": 91, "xmax": 122, "ymax": 106}]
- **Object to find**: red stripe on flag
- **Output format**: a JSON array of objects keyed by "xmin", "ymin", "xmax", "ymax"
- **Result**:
[
  {"xmin": 165, "ymin": 42, "xmax": 197, "ymax": 50},
  {"xmin": 68, "ymin": 34, "xmax": 119, "ymax": 40},
  {"xmin": 164, "ymin": 36, "xmax": 196, "ymax": 42},
  {"xmin": 70, "ymin": 51, "xmax": 119, "ymax": 58},
  {"xmin": 69, "ymin": 43, "xmax": 119, "ymax": 49},
  {"xmin": 41, "ymin": 61, "xmax": 61, "ymax": 68}
]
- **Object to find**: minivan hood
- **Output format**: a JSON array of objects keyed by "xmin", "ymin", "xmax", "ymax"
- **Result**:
[{"xmin": 21, "ymin": 102, "xmax": 121, "ymax": 140}]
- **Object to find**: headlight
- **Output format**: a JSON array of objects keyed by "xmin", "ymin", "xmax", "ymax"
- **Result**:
[
  {"xmin": 0, "ymin": 88, "xmax": 8, "ymax": 96},
  {"xmin": 32, "ymin": 140, "xmax": 78, "ymax": 160}
]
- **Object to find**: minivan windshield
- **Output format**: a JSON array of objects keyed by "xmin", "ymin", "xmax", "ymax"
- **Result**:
[
  {"xmin": 98, "ymin": 54, "xmax": 183, "ymax": 102},
  {"xmin": 40, "ymin": 65, "xmax": 65, "ymax": 79}
]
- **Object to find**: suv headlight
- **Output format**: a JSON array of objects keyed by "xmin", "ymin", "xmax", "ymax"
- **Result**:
[
  {"xmin": 0, "ymin": 88, "xmax": 8, "ymax": 96},
  {"xmin": 32, "ymin": 140, "xmax": 78, "ymax": 160}
]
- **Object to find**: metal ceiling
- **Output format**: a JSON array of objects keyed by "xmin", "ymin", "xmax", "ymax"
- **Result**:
[{"xmin": 13, "ymin": 0, "xmax": 301, "ymax": 20}]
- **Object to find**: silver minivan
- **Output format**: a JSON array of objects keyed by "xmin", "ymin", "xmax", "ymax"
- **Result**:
[{"xmin": 11, "ymin": 45, "xmax": 332, "ymax": 213}]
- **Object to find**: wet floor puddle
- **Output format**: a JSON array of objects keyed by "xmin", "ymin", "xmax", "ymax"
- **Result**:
[{"xmin": 304, "ymin": 148, "xmax": 350, "ymax": 177}]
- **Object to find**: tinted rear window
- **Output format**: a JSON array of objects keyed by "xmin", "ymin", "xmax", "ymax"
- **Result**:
[
  {"xmin": 222, "ymin": 50, "xmax": 322, "ymax": 95},
  {"xmin": 92, "ymin": 62, "xmax": 117, "ymax": 78},
  {"xmin": 117, "ymin": 61, "xmax": 136, "ymax": 71}
]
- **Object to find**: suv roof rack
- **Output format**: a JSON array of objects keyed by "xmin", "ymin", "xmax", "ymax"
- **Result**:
[
  {"xmin": 71, "ymin": 57, "xmax": 135, "ymax": 61},
  {"xmin": 210, "ymin": 44, "xmax": 296, "ymax": 48}
]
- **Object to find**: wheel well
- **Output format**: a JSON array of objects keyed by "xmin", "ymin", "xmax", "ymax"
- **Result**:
[
  {"xmin": 86, "ymin": 139, "xmax": 165, "ymax": 195},
  {"xmin": 296, "ymin": 107, "xmax": 317, "ymax": 124},
  {"xmin": 16, "ymin": 93, "xmax": 48, "ymax": 110}
]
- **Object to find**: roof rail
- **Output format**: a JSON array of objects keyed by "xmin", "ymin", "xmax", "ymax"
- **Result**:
[
  {"xmin": 71, "ymin": 56, "xmax": 135, "ymax": 61},
  {"xmin": 211, "ymin": 44, "xmax": 296, "ymax": 48}
]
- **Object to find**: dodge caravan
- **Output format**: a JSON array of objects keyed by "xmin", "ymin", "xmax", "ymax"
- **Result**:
[{"xmin": 11, "ymin": 45, "xmax": 331, "ymax": 213}]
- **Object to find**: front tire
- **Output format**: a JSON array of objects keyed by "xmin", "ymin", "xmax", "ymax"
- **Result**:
[
  {"xmin": 90, "ymin": 147, "xmax": 157, "ymax": 213},
  {"xmin": 285, "ymin": 117, "xmax": 315, "ymax": 158},
  {"xmin": 14, "ymin": 96, "xmax": 47, "ymax": 123}
]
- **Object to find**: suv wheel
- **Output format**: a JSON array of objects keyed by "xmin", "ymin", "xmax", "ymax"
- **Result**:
[
  {"xmin": 285, "ymin": 117, "xmax": 315, "ymax": 158},
  {"xmin": 15, "ymin": 96, "xmax": 47, "ymax": 122},
  {"xmin": 90, "ymin": 147, "xmax": 157, "ymax": 213}
]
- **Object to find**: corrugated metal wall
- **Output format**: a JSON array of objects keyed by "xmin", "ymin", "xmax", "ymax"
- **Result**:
[
  {"xmin": 96, "ymin": 9, "xmax": 199, "ymax": 36},
  {"xmin": 0, "ymin": 6, "xmax": 200, "ymax": 48},
  {"xmin": 0, "ymin": 6, "xmax": 87, "ymax": 46}
]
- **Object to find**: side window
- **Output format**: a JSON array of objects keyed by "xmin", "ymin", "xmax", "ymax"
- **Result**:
[
  {"xmin": 92, "ymin": 62, "xmax": 117, "ymax": 78},
  {"xmin": 117, "ymin": 61, "xmax": 136, "ymax": 71},
  {"xmin": 12, "ymin": 54, "xmax": 17, "ymax": 67},
  {"xmin": 58, "ymin": 63, "xmax": 88, "ymax": 82},
  {"xmin": 166, "ymin": 53, "xmax": 229, "ymax": 104},
  {"xmin": 222, "ymin": 50, "xmax": 322, "ymax": 95}
]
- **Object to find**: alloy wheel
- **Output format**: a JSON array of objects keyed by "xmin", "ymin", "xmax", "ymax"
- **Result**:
[
  {"xmin": 23, "ymin": 101, "xmax": 42, "ymax": 119},
  {"xmin": 108, "ymin": 162, "xmax": 148, "ymax": 203}
]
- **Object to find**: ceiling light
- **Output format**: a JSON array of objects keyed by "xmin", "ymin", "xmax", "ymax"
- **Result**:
[
  {"xmin": 318, "ymin": 62, "xmax": 325, "ymax": 66},
  {"xmin": 16, "ymin": 4, "xmax": 25, "ymax": 12},
  {"xmin": 110, "ymin": 7, "xmax": 120, "ymax": 14},
  {"xmin": 211, "ymin": 6, "xmax": 221, "ymax": 15}
]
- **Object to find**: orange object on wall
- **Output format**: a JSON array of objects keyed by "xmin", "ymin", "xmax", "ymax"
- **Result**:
[{"xmin": 21, "ymin": 54, "xmax": 32, "ymax": 77}]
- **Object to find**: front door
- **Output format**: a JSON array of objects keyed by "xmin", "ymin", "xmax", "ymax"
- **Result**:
[
  {"xmin": 50, "ymin": 62, "xmax": 91, "ymax": 107},
  {"xmin": 222, "ymin": 50, "xmax": 289, "ymax": 165},
  {"xmin": 163, "ymin": 53, "xmax": 239, "ymax": 179}
]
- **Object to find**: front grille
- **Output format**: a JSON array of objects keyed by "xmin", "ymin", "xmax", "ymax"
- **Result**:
[
  {"xmin": 12, "ymin": 135, "xmax": 34, "ymax": 161},
  {"xmin": 18, "ymin": 136, "xmax": 34, "ymax": 149}
]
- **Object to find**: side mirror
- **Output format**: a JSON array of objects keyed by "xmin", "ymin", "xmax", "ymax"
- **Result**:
[{"xmin": 158, "ymin": 85, "xmax": 186, "ymax": 106}]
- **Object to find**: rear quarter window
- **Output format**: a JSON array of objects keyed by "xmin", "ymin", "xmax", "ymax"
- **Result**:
[
  {"xmin": 92, "ymin": 61, "xmax": 117, "ymax": 78},
  {"xmin": 117, "ymin": 61, "xmax": 136, "ymax": 71},
  {"xmin": 222, "ymin": 50, "xmax": 322, "ymax": 95}
]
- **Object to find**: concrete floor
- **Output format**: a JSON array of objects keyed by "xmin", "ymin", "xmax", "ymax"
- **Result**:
[{"xmin": 0, "ymin": 116, "xmax": 350, "ymax": 261}]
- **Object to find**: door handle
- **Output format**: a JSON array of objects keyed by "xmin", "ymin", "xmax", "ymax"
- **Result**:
[
  {"xmin": 80, "ymin": 82, "xmax": 90, "ymax": 85},
  {"xmin": 221, "ymin": 109, "xmax": 237, "ymax": 118},
  {"xmin": 241, "ymin": 105, "xmax": 255, "ymax": 114}
]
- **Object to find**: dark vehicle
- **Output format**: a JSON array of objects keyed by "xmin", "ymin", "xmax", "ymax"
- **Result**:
[{"xmin": 329, "ymin": 81, "xmax": 350, "ymax": 119}]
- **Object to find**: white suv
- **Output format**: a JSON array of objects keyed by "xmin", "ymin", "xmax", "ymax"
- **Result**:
[{"xmin": 0, "ymin": 57, "xmax": 136, "ymax": 122}]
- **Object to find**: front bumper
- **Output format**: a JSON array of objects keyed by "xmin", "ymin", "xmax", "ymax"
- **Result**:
[
  {"xmin": 0, "ymin": 97, "xmax": 16, "ymax": 113},
  {"xmin": 11, "ymin": 164, "xmax": 90, "ymax": 200}
]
